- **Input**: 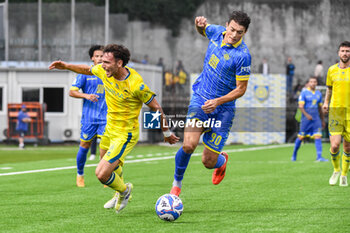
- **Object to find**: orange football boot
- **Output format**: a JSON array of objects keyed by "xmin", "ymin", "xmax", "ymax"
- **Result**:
[
  {"xmin": 170, "ymin": 186, "xmax": 181, "ymax": 196},
  {"xmin": 212, "ymin": 152, "xmax": 229, "ymax": 185},
  {"xmin": 76, "ymin": 175, "xmax": 85, "ymax": 187}
]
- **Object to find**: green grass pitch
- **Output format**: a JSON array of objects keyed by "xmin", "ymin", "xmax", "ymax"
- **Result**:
[{"xmin": 0, "ymin": 143, "xmax": 349, "ymax": 232}]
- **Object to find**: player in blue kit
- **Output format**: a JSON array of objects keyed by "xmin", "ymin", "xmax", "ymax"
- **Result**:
[
  {"xmin": 16, "ymin": 104, "xmax": 31, "ymax": 149},
  {"xmin": 69, "ymin": 45, "xmax": 107, "ymax": 187},
  {"xmin": 292, "ymin": 77, "xmax": 328, "ymax": 162},
  {"xmin": 170, "ymin": 11, "xmax": 251, "ymax": 196}
]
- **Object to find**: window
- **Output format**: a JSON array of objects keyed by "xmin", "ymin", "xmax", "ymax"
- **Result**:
[
  {"xmin": 44, "ymin": 87, "xmax": 64, "ymax": 112},
  {"xmin": 21, "ymin": 86, "xmax": 65, "ymax": 113},
  {"xmin": 22, "ymin": 87, "xmax": 40, "ymax": 102}
]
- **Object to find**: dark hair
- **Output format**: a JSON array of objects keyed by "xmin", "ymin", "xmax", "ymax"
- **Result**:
[
  {"xmin": 88, "ymin": 45, "xmax": 104, "ymax": 58},
  {"xmin": 338, "ymin": 41, "xmax": 350, "ymax": 51},
  {"xmin": 228, "ymin": 10, "xmax": 251, "ymax": 31},
  {"xmin": 103, "ymin": 44, "xmax": 130, "ymax": 67},
  {"xmin": 317, "ymin": 60, "xmax": 322, "ymax": 64},
  {"xmin": 309, "ymin": 76, "xmax": 317, "ymax": 81}
]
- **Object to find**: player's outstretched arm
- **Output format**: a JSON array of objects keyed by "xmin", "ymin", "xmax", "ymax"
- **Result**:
[
  {"xmin": 195, "ymin": 16, "xmax": 207, "ymax": 37},
  {"xmin": 69, "ymin": 90, "xmax": 99, "ymax": 102},
  {"xmin": 49, "ymin": 61, "xmax": 92, "ymax": 75},
  {"xmin": 147, "ymin": 98, "xmax": 180, "ymax": 144},
  {"xmin": 202, "ymin": 80, "xmax": 248, "ymax": 114}
]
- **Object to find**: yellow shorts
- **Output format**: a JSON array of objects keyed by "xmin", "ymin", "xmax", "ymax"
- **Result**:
[
  {"xmin": 100, "ymin": 127, "xmax": 139, "ymax": 166},
  {"xmin": 328, "ymin": 109, "xmax": 350, "ymax": 142}
]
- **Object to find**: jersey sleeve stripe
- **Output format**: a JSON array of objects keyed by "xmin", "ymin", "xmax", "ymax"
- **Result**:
[
  {"xmin": 70, "ymin": 86, "xmax": 79, "ymax": 91},
  {"xmin": 236, "ymin": 75, "xmax": 250, "ymax": 81},
  {"xmin": 203, "ymin": 24, "xmax": 211, "ymax": 38},
  {"xmin": 145, "ymin": 94, "xmax": 156, "ymax": 105}
]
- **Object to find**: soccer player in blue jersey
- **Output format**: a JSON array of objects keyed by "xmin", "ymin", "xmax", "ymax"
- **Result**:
[
  {"xmin": 291, "ymin": 77, "xmax": 328, "ymax": 162},
  {"xmin": 16, "ymin": 104, "xmax": 31, "ymax": 149},
  {"xmin": 170, "ymin": 11, "xmax": 251, "ymax": 196},
  {"xmin": 69, "ymin": 45, "xmax": 107, "ymax": 187}
]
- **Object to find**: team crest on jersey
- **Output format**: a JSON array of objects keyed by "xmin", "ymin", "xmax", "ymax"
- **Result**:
[
  {"xmin": 224, "ymin": 54, "xmax": 230, "ymax": 60},
  {"xmin": 140, "ymin": 84, "xmax": 145, "ymax": 91},
  {"xmin": 254, "ymin": 85, "xmax": 269, "ymax": 102},
  {"xmin": 188, "ymin": 112, "xmax": 196, "ymax": 118},
  {"xmin": 83, "ymin": 133, "xmax": 88, "ymax": 139}
]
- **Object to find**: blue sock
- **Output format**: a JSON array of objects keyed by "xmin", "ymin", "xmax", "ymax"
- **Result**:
[
  {"xmin": 77, "ymin": 146, "xmax": 89, "ymax": 175},
  {"xmin": 174, "ymin": 147, "xmax": 192, "ymax": 182},
  {"xmin": 214, "ymin": 153, "xmax": 226, "ymax": 168},
  {"xmin": 292, "ymin": 138, "xmax": 302, "ymax": 160},
  {"xmin": 315, "ymin": 138, "xmax": 322, "ymax": 159}
]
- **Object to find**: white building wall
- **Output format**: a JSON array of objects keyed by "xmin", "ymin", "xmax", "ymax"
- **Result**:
[{"xmin": 0, "ymin": 63, "xmax": 162, "ymax": 142}]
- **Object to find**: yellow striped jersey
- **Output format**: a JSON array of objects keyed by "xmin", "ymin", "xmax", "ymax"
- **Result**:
[
  {"xmin": 326, "ymin": 63, "xmax": 350, "ymax": 108},
  {"xmin": 91, "ymin": 64, "xmax": 155, "ymax": 131}
]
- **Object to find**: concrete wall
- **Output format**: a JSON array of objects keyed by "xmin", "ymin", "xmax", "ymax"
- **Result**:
[{"xmin": 3, "ymin": 0, "xmax": 350, "ymax": 84}]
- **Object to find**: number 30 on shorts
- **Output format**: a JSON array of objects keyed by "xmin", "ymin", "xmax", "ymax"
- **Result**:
[{"xmin": 209, "ymin": 133, "xmax": 222, "ymax": 145}]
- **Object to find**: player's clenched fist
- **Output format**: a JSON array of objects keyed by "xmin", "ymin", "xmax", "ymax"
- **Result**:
[{"xmin": 195, "ymin": 16, "xmax": 207, "ymax": 28}]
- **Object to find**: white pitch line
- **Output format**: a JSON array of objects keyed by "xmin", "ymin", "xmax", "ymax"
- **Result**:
[{"xmin": 0, "ymin": 144, "xmax": 292, "ymax": 176}]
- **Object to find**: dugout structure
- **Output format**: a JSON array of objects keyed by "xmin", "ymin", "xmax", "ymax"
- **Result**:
[{"xmin": 7, "ymin": 102, "xmax": 45, "ymax": 141}]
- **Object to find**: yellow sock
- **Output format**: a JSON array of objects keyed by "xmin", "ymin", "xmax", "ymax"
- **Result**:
[
  {"xmin": 105, "ymin": 171, "xmax": 126, "ymax": 193},
  {"xmin": 330, "ymin": 149, "xmax": 340, "ymax": 172},
  {"xmin": 341, "ymin": 152, "xmax": 350, "ymax": 176},
  {"xmin": 115, "ymin": 166, "xmax": 124, "ymax": 182}
]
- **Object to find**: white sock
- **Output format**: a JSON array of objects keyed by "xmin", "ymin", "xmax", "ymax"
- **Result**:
[{"xmin": 172, "ymin": 180, "xmax": 182, "ymax": 188}]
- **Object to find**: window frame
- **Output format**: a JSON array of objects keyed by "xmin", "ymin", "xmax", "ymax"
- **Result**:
[
  {"xmin": 0, "ymin": 84, "xmax": 7, "ymax": 115},
  {"xmin": 20, "ymin": 85, "xmax": 67, "ymax": 116}
]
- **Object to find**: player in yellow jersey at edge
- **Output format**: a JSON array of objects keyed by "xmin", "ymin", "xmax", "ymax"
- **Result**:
[
  {"xmin": 323, "ymin": 41, "xmax": 350, "ymax": 186},
  {"xmin": 49, "ymin": 44, "xmax": 179, "ymax": 213}
]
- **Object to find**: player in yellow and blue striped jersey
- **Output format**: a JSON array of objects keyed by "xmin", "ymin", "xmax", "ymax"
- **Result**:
[
  {"xmin": 323, "ymin": 41, "xmax": 350, "ymax": 186},
  {"xmin": 49, "ymin": 44, "xmax": 179, "ymax": 213},
  {"xmin": 170, "ymin": 11, "xmax": 251, "ymax": 196},
  {"xmin": 69, "ymin": 45, "xmax": 107, "ymax": 188},
  {"xmin": 291, "ymin": 76, "xmax": 328, "ymax": 162}
]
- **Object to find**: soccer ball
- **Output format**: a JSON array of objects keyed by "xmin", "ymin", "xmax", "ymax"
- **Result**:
[{"xmin": 155, "ymin": 194, "xmax": 183, "ymax": 221}]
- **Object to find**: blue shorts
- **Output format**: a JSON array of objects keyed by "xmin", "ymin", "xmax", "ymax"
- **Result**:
[
  {"xmin": 80, "ymin": 122, "xmax": 106, "ymax": 142},
  {"xmin": 16, "ymin": 130, "xmax": 26, "ymax": 137},
  {"xmin": 187, "ymin": 93, "xmax": 235, "ymax": 153},
  {"xmin": 298, "ymin": 118, "xmax": 322, "ymax": 138}
]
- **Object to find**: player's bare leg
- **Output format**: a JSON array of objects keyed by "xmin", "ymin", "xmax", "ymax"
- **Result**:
[
  {"xmin": 96, "ymin": 159, "xmax": 132, "ymax": 213},
  {"xmin": 201, "ymin": 147, "xmax": 229, "ymax": 185},
  {"xmin": 329, "ymin": 135, "xmax": 342, "ymax": 185},
  {"xmin": 170, "ymin": 126, "xmax": 202, "ymax": 196},
  {"xmin": 99, "ymin": 148, "xmax": 109, "ymax": 188}
]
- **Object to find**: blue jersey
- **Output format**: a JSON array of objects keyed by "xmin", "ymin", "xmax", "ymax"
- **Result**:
[
  {"xmin": 16, "ymin": 110, "xmax": 29, "ymax": 131},
  {"xmin": 298, "ymin": 88, "xmax": 322, "ymax": 121},
  {"xmin": 192, "ymin": 24, "xmax": 251, "ymax": 107},
  {"xmin": 71, "ymin": 74, "xmax": 107, "ymax": 124}
]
